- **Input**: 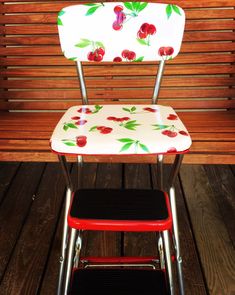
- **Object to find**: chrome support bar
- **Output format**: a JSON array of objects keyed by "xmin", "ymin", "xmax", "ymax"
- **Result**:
[
  {"xmin": 58, "ymin": 155, "xmax": 73, "ymax": 191},
  {"xmin": 77, "ymin": 155, "xmax": 83, "ymax": 189},
  {"xmin": 152, "ymin": 60, "xmax": 165, "ymax": 105},
  {"xmin": 157, "ymin": 154, "xmax": 164, "ymax": 190},
  {"xmin": 163, "ymin": 230, "xmax": 175, "ymax": 295},
  {"xmin": 168, "ymin": 154, "xmax": 184, "ymax": 188},
  {"xmin": 76, "ymin": 61, "xmax": 88, "ymax": 105}
]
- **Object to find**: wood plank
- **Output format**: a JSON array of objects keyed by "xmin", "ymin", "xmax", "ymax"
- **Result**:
[
  {"xmin": 203, "ymin": 165, "xmax": 235, "ymax": 247},
  {"xmin": 0, "ymin": 163, "xmax": 45, "ymax": 281},
  {"xmin": 0, "ymin": 162, "xmax": 20, "ymax": 204},
  {"xmin": 1, "ymin": 53, "xmax": 235, "ymax": 66},
  {"xmin": 0, "ymin": 0, "xmax": 233, "ymax": 13},
  {"xmin": 180, "ymin": 165, "xmax": 235, "ymax": 295},
  {"xmin": 0, "ymin": 163, "xmax": 67, "ymax": 294},
  {"xmin": 151, "ymin": 165, "xmax": 207, "ymax": 294}
]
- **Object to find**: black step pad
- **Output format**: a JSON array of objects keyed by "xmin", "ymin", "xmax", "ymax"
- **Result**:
[
  {"xmin": 70, "ymin": 268, "xmax": 168, "ymax": 295},
  {"xmin": 70, "ymin": 189, "xmax": 169, "ymax": 220}
]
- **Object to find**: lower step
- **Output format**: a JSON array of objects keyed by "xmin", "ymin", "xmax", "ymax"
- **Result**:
[{"xmin": 70, "ymin": 268, "xmax": 168, "ymax": 295}]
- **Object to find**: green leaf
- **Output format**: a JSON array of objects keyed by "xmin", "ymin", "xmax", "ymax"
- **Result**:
[
  {"xmin": 119, "ymin": 142, "xmax": 134, "ymax": 152},
  {"xmin": 75, "ymin": 39, "xmax": 92, "ymax": 48},
  {"xmin": 124, "ymin": 126, "xmax": 137, "ymax": 130},
  {"xmin": 132, "ymin": 2, "xmax": 140, "ymax": 11},
  {"xmin": 138, "ymin": 2, "xmax": 148, "ymax": 12},
  {"xmin": 152, "ymin": 124, "xmax": 169, "ymax": 130},
  {"xmin": 95, "ymin": 41, "xmax": 105, "ymax": 49},
  {"xmin": 131, "ymin": 106, "xmax": 136, "ymax": 112},
  {"xmin": 125, "ymin": 120, "xmax": 138, "ymax": 125},
  {"xmin": 139, "ymin": 143, "xmax": 150, "ymax": 153},
  {"xmin": 124, "ymin": 2, "xmax": 133, "ymax": 11},
  {"xmin": 68, "ymin": 57, "xmax": 77, "ymax": 61},
  {"xmin": 172, "ymin": 5, "xmax": 181, "ymax": 16},
  {"xmin": 137, "ymin": 38, "xmax": 148, "ymax": 46},
  {"xmin": 95, "ymin": 105, "xmax": 103, "ymax": 110},
  {"xmin": 118, "ymin": 138, "xmax": 135, "ymax": 143},
  {"xmin": 57, "ymin": 17, "xmax": 63, "ymax": 26},
  {"xmin": 63, "ymin": 141, "xmax": 76, "ymax": 146},
  {"xmin": 134, "ymin": 56, "xmax": 144, "ymax": 62},
  {"xmin": 122, "ymin": 107, "xmax": 131, "ymax": 113},
  {"xmin": 84, "ymin": 3, "xmax": 99, "ymax": 6},
  {"xmin": 67, "ymin": 123, "xmax": 78, "ymax": 129},
  {"xmin": 89, "ymin": 126, "xmax": 97, "ymax": 132},
  {"xmin": 58, "ymin": 10, "xmax": 65, "ymax": 16},
  {"xmin": 63, "ymin": 124, "xmax": 69, "ymax": 131},
  {"xmin": 86, "ymin": 5, "xmax": 100, "ymax": 16},
  {"xmin": 166, "ymin": 4, "xmax": 173, "ymax": 19}
]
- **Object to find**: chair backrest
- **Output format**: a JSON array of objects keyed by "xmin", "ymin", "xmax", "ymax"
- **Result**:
[{"xmin": 58, "ymin": 2, "xmax": 185, "ymax": 62}]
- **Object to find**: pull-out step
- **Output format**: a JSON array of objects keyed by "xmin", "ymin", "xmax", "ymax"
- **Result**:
[
  {"xmin": 68, "ymin": 189, "xmax": 172, "ymax": 231},
  {"xmin": 70, "ymin": 269, "xmax": 168, "ymax": 295}
]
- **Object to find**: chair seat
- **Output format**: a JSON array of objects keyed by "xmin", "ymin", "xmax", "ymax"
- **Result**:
[
  {"xmin": 50, "ymin": 104, "xmax": 191, "ymax": 155},
  {"xmin": 68, "ymin": 189, "xmax": 172, "ymax": 231},
  {"xmin": 70, "ymin": 269, "xmax": 168, "ymax": 295}
]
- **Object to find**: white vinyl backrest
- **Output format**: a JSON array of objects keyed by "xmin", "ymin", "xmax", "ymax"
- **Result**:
[{"xmin": 58, "ymin": 2, "xmax": 185, "ymax": 62}]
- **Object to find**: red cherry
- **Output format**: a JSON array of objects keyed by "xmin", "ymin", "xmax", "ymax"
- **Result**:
[
  {"xmin": 140, "ymin": 23, "xmax": 149, "ymax": 33},
  {"xmin": 112, "ymin": 21, "xmax": 122, "ymax": 31},
  {"xmin": 162, "ymin": 130, "xmax": 170, "ymax": 136},
  {"xmin": 168, "ymin": 131, "xmax": 178, "ymax": 138},
  {"xmin": 167, "ymin": 147, "xmax": 177, "ymax": 153},
  {"xmin": 107, "ymin": 116, "xmax": 116, "ymax": 120},
  {"xmin": 76, "ymin": 136, "xmax": 87, "ymax": 147},
  {"xmin": 100, "ymin": 127, "xmax": 113, "ymax": 134},
  {"xmin": 158, "ymin": 47, "xmax": 165, "ymax": 56},
  {"xmin": 113, "ymin": 57, "xmax": 122, "ymax": 62},
  {"xmin": 71, "ymin": 116, "xmax": 80, "ymax": 120},
  {"xmin": 165, "ymin": 47, "xmax": 174, "ymax": 55},
  {"xmin": 127, "ymin": 51, "xmax": 136, "ymax": 61},
  {"xmin": 147, "ymin": 24, "xmax": 156, "ymax": 35},
  {"xmin": 121, "ymin": 117, "xmax": 130, "ymax": 121},
  {"xmin": 96, "ymin": 47, "xmax": 105, "ymax": 56},
  {"xmin": 87, "ymin": 51, "xmax": 95, "ymax": 61},
  {"xmin": 77, "ymin": 107, "xmax": 92, "ymax": 114},
  {"xmin": 137, "ymin": 30, "xmax": 148, "ymax": 39},
  {"xmin": 167, "ymin": 114, "xmax": 178, "ymax": 120},
  {"xmin": 121, "ymin": 49, "xmax": 129, "ymax": 59},
  {"xmin": 143, "ymin": 107, "xmax": 158, "ymax": 113},
  {"xmin": 75, "ymin": 120, "xmax": 87, "ymax": 126},
  {"xmin": 93, "ymin": 53, "xmax": 103, "ymax": 62},
  {"xmin": 97, "ymin": 126, "xmax": 106, "ymax": 130},
  {"xmin": 179, "ymin": 130, "xmax": 189, "ymax": 136},
  {"xmin": 114, "ymin": 5, "xmax": 123, "ymax": 13}
]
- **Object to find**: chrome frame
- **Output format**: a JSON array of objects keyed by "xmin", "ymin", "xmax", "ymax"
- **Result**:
[
  {"xmin": 152, "ymin": 59, "xmax": 165, "ymax": 104},
  {"xmin": 76, "ymin": 61, "xmax": 88, "ymax": 105}
]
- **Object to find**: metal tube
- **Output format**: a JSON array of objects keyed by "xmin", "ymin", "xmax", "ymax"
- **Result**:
[
  {"xmin": 63, "ymin": 228, "xmax": 77, "ymax": 295},
  {"xmin": 157, "ymin": 154, "xmax": 164, "ymax": 190},
  {"xmin": 169, "ymin": 187, "xmax": 185, "ymax": 295},
  {"xmin": 163, "ymin": 230, "xmax": 175, "ymax": 295},
  {"xmin": 76, "ymin": 61, "xmax": 88, "ymax": 105},
  {"xmin": 58, "ymin": 155, "xmax": 73, "ymax": 191},
  {"xmin": 77, "ymin": 155, "xmax": 83, "ymax": 190},
  {"xmin": 57, "ymin": 187, "xmax": 72, "ymax": 295},
  {"xmin": 168, "ymin": 154, "xmax": 184, "ymax": 188},
  {"xmin": 152, "ymin": 60, "xmax": 165, "ymax": 104},
  {"xmin": 74, "ymin": 231, "xmax": 83, "ymax": 268}
]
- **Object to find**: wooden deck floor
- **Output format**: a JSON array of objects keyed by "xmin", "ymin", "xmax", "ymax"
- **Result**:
[{"xmin": 0, "ymin": 162, "xmax": 234, "ymax": 295}]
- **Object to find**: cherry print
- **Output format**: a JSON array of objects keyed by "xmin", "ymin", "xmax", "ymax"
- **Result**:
[
  {"xmin": 100, "ymin": 127, "xmax": 113, "ymax": 134},
  {"xmin": 97, "ymin": 126, "xmax": 107, "ymax": 130},
  {"xmin": 77, "ymin": 107, "xmax": 92, "ymax": 114},
  {"xmin": 114, "ymin": 5, "xmax": 123, "ymax": 13},
  {"xmin": 162, "ymin": 130, "xmax": 177, "ymax": 138},
  {"xmin": 137, "ymin": 23, "xmax": 156, "ymax": 42},
  {"xmin": 87, "ymin": 51, "xmax": 95, "ymax": 61},
  {"xmin": 158, "ymin": 46, "xmax": 174, "ymax": 56},
  {"xmin": 107, "ymin": 116, "xmax": 130, "ymax": 122},
  {"xmin": 76, "ymin": 136, "xmax": 87, "ymax": 147},
  {"xmin": 113, "ymin": 57, "xmax": 122, "ymax": 62},
  {"xmin": 112, "ymin": 21, "xmax": 123, "ymax": 31},
  {"xmin": 167, "ymin": 147, "xmax": 177, "ymax": 153},
  {"xmin": 147, "ymin": 24, "xmax": 156, "ymax": 35},
  {"xmin": 167, "ymin": 114, "xmax": 178, "ymax": 120},
  {"xmin": 93, "ymin": 53, "xmax": 103, "ymax": 62},
  {"xmin": 107, "ymin": 116, "xmax": 116, "ymax": 120},
  {"xmin": 96, "ymin": 47, "xmax": 105, "ymax": 56},
  {"xmin": 75, "ymin": 120, "xmax": 87, "ymax": 126},
  {"xmin": 121, "ymin": 50, "xmax": 136, "ymax": 61},
  {"xmin": 137, "ymin": 31, "xmax": 148, "ymax": 39},
  {"xmin": 140, "ymin": 23, "xmax": 149, "ymax": 33},
  {"xmin": 71, "ymin": 116, "xmax": 80, "ymax": 120},
  {"xmin": 179, "ymin": 130, "xmax": 189, "ymax": 136},
  {"xmin": 143, "ymin": 107, "xmax": 158, "ymax": 113}
]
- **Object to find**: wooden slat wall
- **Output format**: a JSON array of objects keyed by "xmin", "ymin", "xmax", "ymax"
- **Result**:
[{"xmin": 0, "ymin": 0, "xmax": 235, "ymax": 112}]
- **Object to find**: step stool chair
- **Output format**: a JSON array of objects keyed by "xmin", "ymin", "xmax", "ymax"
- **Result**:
[{"xmin": 50, "ymin": 2, "xmax": 192, "ymax": 294}]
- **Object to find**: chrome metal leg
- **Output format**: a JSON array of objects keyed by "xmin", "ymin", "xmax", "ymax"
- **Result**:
[
  {"xmin": 74, "ymin": 230, "xmax": 83, "ymax": 268},
  {"xmin": 169, "ymin": 186, "xmax": 185, "ymax": 295},
  {"xmin": 158, "ymin": 233, "xmax": 165, "ymax": 269},
  {"xmin": 63, "ymin": 228, "xmax": 77, "ymax": 295},
  {"xmin": 77, "ymin": 155, "xmax": 83, "ymax": 189},
  {"xmin": 57, "ymin": 187, "xmax": 72, "ymax": 295},
  {"xmin": 157, "ymin": 154, "xmax": 164, "ymax": 190},
  {"xmin": 163, "ymin": 230, "xmax": 174, "ymax": 295}
]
